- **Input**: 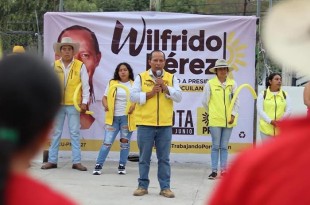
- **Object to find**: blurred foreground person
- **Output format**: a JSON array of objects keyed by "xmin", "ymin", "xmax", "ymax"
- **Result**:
[
  {"xmin": 0, "ymin": 55, "xmax": 76, "ymax": 204},
  {"xmin": 208, "ymin": 0, "xmax": 310, "ymax": 204}
]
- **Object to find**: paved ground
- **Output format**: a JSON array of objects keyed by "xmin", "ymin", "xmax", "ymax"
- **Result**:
[{"xmin": 29, "ymin": 151, "xmax": 231, "ymax": 205}]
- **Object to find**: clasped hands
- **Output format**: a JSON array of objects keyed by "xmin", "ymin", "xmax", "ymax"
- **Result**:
[
  {"xmin": 152, "ymin": 78, "xmax": 168, "ymax": 94},
  {"xmin": 270, "ymin": 120, "xmax": 278, "ymax": 127}
]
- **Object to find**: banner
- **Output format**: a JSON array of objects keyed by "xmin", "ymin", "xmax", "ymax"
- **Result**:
[{"xmin": 44, "ymin": 12, "xmax": 257, "ymax": 153}]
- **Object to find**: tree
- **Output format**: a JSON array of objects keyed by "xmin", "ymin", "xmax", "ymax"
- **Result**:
[
  {"xmin": 64, "ymin": 0, "xmax": 98, "ymax": 12},
  {"xmin": 0, "ymin": 0, "xmax": 279, "ymax": 84},
  {"xmin": 0, "ymin": 0, "xmax": 100, "ymax": 55},
  {"xmin": 95, "ymin": 0, "xmax": 149, "ymax": 11},
  {"xmin": 0, "ymin": 0, "xmax": 56, "ymax": 55}
]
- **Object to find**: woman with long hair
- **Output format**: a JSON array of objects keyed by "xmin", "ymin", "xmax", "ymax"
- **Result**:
[
  {"xmin": 257, "ymin": 73, "xmax": 292, "ymax": 142},
  {"xmin": 93, "ymin": 62, "xmax": 136, "ymax": 175}
]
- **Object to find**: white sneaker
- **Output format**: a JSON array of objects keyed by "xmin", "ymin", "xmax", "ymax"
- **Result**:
[
  {"xmin": 92, "ymin": 164, "xmax": 102, "ymax": 175},
  {"xmin": 118, "ymin": 164, "xmax": 126, "ymax": 174}
]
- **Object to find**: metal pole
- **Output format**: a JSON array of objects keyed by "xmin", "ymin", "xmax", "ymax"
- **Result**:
[
  {"xmin": 257, "ymin": 0, "xmax": 261, "ymax": 17},
  {"xmin": 269, "ymin": 0, "xmax": 272, "ymax": 8},
  {"xmin": 243, "ymin": 0, "xmax": 247, "ymax": 16},
  {"xmin": 37, "ymin": 35, "xmax": 43, "ymax": 57},
  {"xmin": 0, "ymin": 37, "xmax": 2, "ymax": 59},
  {"xmin": 150, "ymin": 0, "xmax": 161, "ymax": 11},
  {"xmin": 254, "ymin": 0, "xmax": 262, "ymax": 147},
  {"xmin": 35, "ymin": 10, "xmax": 42, "ymax": 57},
  {"xmin": 59, "ymin": 0, "xmax": 64, "ymax": 11}
]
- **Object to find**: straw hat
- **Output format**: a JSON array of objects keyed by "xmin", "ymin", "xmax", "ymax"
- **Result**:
[
  {"xmin": 12, "ymin": 46, "xmax": 25, "ymax": 53},
  {"xmin": 53, "ymin": 37, "xmax": 80, "ymax": 55},
  {"xmin": 263, "ymin": 0, "xmax": 310, "ymax": 75},
  {"xmin": 209, "ymin": 59, "xmax": 233, "ymax": 73}
]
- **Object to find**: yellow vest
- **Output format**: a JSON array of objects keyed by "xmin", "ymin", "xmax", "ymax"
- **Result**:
[
  {"xmin": 105, "ymin": 80, "xmax": 136, "ymax": 131},
  {"xmin": 135, "ymin": 70, "xmax": 174, "ymax": 126},
  {"xmin": 259, "ymin": 88, "xmax": 287, "ymax": 136},
  {"xmin": 208, "ymin": 77, "xmax": 237, "ymax": 128},
  {"xmin": 54, "ymin": 59, "xmax": 83, "ymax": 105}
]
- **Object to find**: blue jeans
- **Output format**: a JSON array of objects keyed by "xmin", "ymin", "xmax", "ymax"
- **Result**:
[
  {"xmin": 209, "ymin": 127, "xmax": 233, "ymax": 172},
  {"xmin": 137, "ymin": 125, "xmax": 172, "ymax": 190},
  {"xmin": 260, "ymin": 131, "xmax": 273, "ymax": 143},
  {"xmin": 48, "ymin": 105, "xmax": 81, "ymax": 164},
  {"xmin": 96, "ymin": 115, "xmax": 132, "ymax": 166}
]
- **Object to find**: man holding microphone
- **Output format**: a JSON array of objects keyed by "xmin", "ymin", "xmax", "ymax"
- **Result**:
[{"xmin": 130, "ymin": 50, "xmax": 182, "ymax": 198}]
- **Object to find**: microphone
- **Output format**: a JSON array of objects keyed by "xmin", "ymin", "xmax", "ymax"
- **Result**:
[
  {"xmin": 155, "ymin": 70, "xmax": 164, "ymax": 93},
  {"xmin": 156, "ymin": 70, "xmax": 162, "ymax": 78}
]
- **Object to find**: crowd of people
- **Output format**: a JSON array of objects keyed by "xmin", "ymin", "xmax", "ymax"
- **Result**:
[{"xmin": 3, "ymin": 1, "xmax": 310, "ymax": 202}]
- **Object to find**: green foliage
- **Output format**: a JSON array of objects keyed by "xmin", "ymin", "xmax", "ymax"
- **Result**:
[
  {"xmin": 96, "ymin": 0, "xmax": 149, "ymax": 11},
  {"xmin": 0, "ymin": 0, "xmax": 55, "ymax": 55},
  {"xmin": 64, "ymin": 0, "xmax": 98, "ymax": 12},
  {"xmin": 0, "ymin": 0, "xmax": 278, "ymax": 84},
  {"xmin": 162, "ymin": 0, "xmax": 206, "ymax": 14},
  {"xmin": 161, "ymin": 0, "xmax": 270, "ymax": 15}
]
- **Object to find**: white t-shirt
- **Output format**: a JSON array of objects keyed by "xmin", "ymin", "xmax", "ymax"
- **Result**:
[{"xmin": 104, "ymin": 81, "xmax": 132, "ymax": 116}]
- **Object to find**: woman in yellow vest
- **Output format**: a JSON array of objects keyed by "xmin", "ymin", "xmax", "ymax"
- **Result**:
[
  {"xmin": 92, "ymin": 63, "xmax": 136, "ymax": 175},
  {"xmin": 257, "ymin": 73, "xmax": 291, "ymax": 142},
  {"xmin": 202, "ymin": 59, "xmax": 239, "ymax": 180}
]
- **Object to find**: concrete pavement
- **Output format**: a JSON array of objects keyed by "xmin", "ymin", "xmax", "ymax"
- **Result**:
[{"xmin": 29, "ymin": 151, "xmax": 229, "ymax": 205}]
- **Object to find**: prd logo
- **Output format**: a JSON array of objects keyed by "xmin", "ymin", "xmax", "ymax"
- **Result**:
[{"xmin": 197, "ymin": 107, "xmax": 210, "ymax": 136}]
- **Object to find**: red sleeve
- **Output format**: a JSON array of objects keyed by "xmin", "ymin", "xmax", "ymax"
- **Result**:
[
  {"xmin": 208, "ymin": 150, "xmax": 259, "ymax": 205},
  {"xmin": 208, "ymin": 117, "xmax": 310, "ymax": 205}
]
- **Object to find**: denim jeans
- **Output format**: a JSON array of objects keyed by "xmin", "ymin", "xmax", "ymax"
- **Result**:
[
  {"xmin": 260, "ymin": 131, "xmax": 273, "ymax": 143},
  {"xmin": 209, "ymin": 126, "xmax": 233, "ymax": 172},
  {"xmin": 96, "ymin": 115, "xmax": 132, "ymax": 166},
  {"xmin": 137, "ymin": 125, "xmax": 172, "ymax": 190},
  {"xmin": 48, "ymin": 105, "xmax": 81, "ymax": 164}
]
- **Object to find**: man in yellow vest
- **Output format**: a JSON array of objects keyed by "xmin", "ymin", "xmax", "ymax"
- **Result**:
[
  {"xmin": 130, "ymin": 50, "xmax": 182, "ymax": 198},
  {"xmin": 56, "ymin": 25, "xmax": 102, "ymax": 131},
  {"xmin": 41, "ymin": 37, "xmax": 90, "ymax": 171}
]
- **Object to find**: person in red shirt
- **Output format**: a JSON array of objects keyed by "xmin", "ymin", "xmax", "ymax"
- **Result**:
[
  {"xmin": 0, "ymin": 55, "xmax": 76, "ymax": 205},
  {"xmin": 208, "ymin": 117, "xmax": 310, "ymax": 205}
]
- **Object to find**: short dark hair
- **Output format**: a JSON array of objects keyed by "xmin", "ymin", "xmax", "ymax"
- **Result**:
[{"xmin": 149, "ymin": 50, "xmax": 166, "ymax": 60}]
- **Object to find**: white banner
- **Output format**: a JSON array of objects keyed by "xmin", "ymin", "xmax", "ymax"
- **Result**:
[{"xmin": 44, "ymin": 12, "xmax": 257, "ymax": 153}]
